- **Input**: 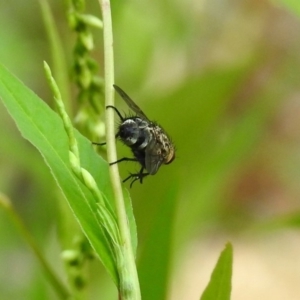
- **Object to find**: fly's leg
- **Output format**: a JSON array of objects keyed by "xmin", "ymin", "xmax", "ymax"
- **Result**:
[
  {"xmin": 92, "ymin": 105, "xmax": 123, "ymax": 145},
  {"xmin": 123, "ymin": 167, "xmax": 149, "ymax": 188},
  {"xmin": 109, "ymin": 157, "xmax": 138, "ymax": 165},
  {"xmin": 92, "ymin": 141, "xmax": 107, "ymax": 146},
  {"xmin": 92, "ymin": 132, "xmax": 119, "ymax": 146},
  {"xmin": 106, "ymin": 105, "xmax": 124, "ymax": 121}
]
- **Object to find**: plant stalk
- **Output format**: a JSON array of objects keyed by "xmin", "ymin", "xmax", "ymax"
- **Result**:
[{"xmin": 98, "ymin": 0, "xmax": 141, "ymax": 299}]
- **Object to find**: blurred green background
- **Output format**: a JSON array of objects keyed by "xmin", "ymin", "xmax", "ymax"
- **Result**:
[{"xmin": 1, "ymin": 0, "xmax": 300, "ymax": 299}]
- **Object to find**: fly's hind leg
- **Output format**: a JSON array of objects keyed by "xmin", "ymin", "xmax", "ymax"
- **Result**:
[{"xmin": 123, "ymin": 167, "xmax": 149, "ymax": 188}]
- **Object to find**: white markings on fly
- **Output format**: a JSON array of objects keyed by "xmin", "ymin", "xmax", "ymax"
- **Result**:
[
  {"xmin": 123, "ymin": 119, "xmax": 136, "ymax": 125},
  {"xmin": 125, "ymin": 136, "xmax": 138, "ymax": 145}
]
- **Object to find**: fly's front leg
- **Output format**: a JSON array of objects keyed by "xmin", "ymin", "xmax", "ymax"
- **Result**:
[{"xmin": 106, "ymin": 105, "xmax": 124, "ymax": 121}]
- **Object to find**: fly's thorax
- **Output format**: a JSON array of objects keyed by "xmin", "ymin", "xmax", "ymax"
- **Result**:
[
  {"xmin": 119, "ymin": 117, "xmax": 151, "ymax": 147},
  {"xmin": 135, "ymin": 128, "xmax": 151, "ymax": 150}
]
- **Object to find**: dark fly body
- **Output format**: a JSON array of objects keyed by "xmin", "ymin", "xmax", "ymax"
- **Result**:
[{"xmin": 97, "ymin": 85, "xmax": 175, "ymax": 187}]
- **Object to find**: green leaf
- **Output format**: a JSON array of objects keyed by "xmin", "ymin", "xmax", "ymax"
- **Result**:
[
  {"xmin": 138, "ymin": 185, "xmax": 177, "ymax": 300},
  {"xmin": 124, "ymin": 189, "xmax": 138, "ymax": 256},
  {"xmin": 0, "ymin": 64, "xmax": 137, "ymax": 284},
  {"xmin": 200, "ymin": 243, "xmax": 233, "ymax": 300}
]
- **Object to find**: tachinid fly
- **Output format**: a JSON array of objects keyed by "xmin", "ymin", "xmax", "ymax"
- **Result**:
[{"xmin": 97, "ymin": 85, "xmax": 175, "ymax": 187}]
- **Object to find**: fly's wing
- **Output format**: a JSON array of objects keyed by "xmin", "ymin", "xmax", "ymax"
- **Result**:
[
  {"xmin": 145, "ymin": 138, "xmax": 164, "ymax": 175},
  {"xmin": 113, "ymin": 85, "xmax": 150, "ymax": 121}
]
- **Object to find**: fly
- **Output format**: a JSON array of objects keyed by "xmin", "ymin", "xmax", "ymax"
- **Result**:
[{"xmin": 95, "ymin": 85, "xmax": 175, "ymax": 187}]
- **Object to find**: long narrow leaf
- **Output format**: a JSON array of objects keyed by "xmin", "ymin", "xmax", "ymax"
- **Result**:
[
  {"xmin": 138, "ymin": 186, "xmax": 177, "ymax": 300},
  {"xmin": 0, "ymin": 64, "xmax": 125, "ymax": 283},
  {"xmin": 200, "ymin": 243, "xmax": 233, "ymax": 300}
]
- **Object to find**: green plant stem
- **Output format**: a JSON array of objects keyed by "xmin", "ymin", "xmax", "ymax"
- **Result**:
[
  {"xmin": 0, "ymin": 193, "xmax": 71, "ymax": 300},
  {"xmin": 98, "ymin": 1, "xmax": 141, "ymax": 299},
  {"xmin": 39, "ymin": 0, "xmax": 72, "ymax": 114}
]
